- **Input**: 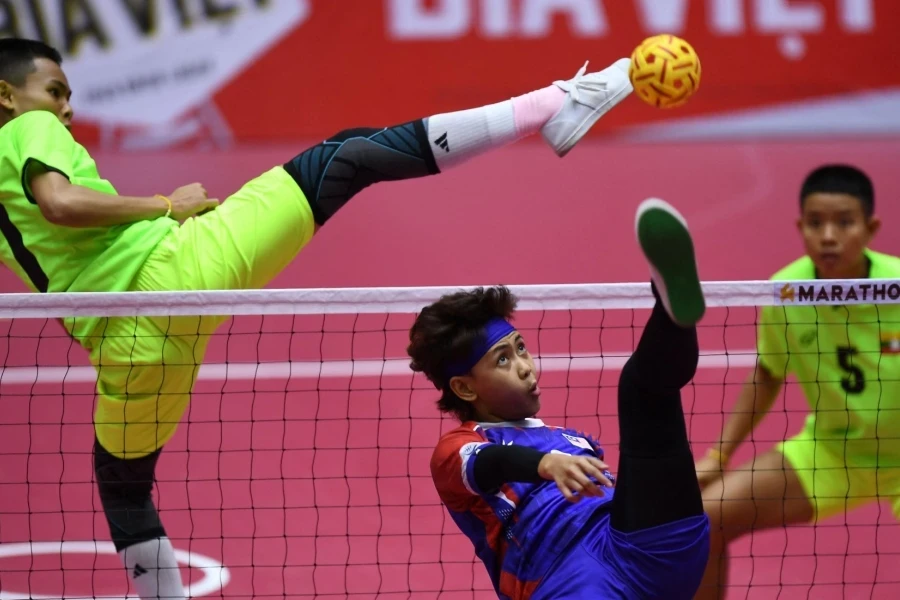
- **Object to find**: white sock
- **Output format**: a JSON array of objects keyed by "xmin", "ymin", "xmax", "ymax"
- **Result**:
[
  {"xmin": 425, "ymin": 99, "xmax": 517, "ymax": 170},
  {"xmin": 119, "ymin": 538, "xmax": 185, "ymax": 600},
  {"xmin": 424, "ymin": 85, "xmax": 566, "ymax": 171}
]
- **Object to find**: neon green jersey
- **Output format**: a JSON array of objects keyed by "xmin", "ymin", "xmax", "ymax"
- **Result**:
[
  {"xmin": 0, "ymin": 111, "xmax": 175, "ymax": 334},
  {"xmin": 759, "ymin": 249, "xmax": 900, "ymax": 465}
]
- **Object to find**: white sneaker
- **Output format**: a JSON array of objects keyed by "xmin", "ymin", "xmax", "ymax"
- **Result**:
[{"xmin": 541, "ymin": 58, "xmax": 633, "ymax": 158}]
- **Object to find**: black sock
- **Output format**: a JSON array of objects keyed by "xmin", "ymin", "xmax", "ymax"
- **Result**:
[
  {"xmin": 283, "ymin": 120, "xmax": 439, "ymax": 225},
  {"xmin": 610, "ymin": 291, "xmax": 704, "ymax": 532},
  {"xmin": 617, "ymin": 292, "xmax": 699, "ymax": 453}
]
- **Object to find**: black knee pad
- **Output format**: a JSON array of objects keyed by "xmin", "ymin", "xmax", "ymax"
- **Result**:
[
  {"xmin": 283, "ymin": 121, "xmax": 437, "ymax": 225},
  {"xmin": 326, "ymin": 127, "xmax": 383, "ymax": 143},
  {"xmin": 94, "ymin": 438, "xmax": 166, "ymax": 552}
]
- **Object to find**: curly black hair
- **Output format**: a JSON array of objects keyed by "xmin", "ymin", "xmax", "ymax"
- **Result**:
[{"xmin": 407, "ymin": 286, "xmax": 518, "ymax": 421}]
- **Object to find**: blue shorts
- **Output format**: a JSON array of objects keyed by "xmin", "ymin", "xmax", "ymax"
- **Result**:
[{"xmin": 531, "ymin": 512, "xmax": 710, "ymax": 600}]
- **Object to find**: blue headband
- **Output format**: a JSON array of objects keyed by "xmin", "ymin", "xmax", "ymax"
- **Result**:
[{"xmin": 444, "ymin": 317, "xmax": 516, "ymax": 379}]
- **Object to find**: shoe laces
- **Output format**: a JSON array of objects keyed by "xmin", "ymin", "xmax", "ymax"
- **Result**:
[{"xmin": 554, "ymin": 61, "xmax": 609, "ymax": 106}]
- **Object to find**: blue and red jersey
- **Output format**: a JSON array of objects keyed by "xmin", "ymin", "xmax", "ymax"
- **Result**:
[{"xmin": 430, "ymin": 418, "xmax": 615, "ymax": 599}]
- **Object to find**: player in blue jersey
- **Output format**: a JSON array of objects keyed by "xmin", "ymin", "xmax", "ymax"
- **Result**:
[{"xmin": 407, "ymin": 199, "xmax": 710, "ymax": 599}]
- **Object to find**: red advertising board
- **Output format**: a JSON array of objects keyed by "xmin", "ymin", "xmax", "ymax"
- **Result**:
[{"xmin": 2, "ymin": 0, "xmax": 896, "ymax": 147}]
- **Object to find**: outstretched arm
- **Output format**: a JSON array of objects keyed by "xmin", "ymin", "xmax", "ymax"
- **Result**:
[
  {"xmin": 698, "ymin": 300, "xmax": 790, "ymax": 485},
  {"xmin": 720, "ymin": 365, "xmax": 784, "ymax": 458},
  {"xmin": 29, "ymin": 168, "xmax": 218, "ymax": 227},
  {"xmin": 697, "ymin": 364, "xmax": 784, "ymax": 487}
]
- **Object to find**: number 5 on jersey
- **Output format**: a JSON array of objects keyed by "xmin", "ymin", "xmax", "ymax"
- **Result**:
[{"xmin": 837, "ymin": 345, "xmax": 865, "ymax": 394}]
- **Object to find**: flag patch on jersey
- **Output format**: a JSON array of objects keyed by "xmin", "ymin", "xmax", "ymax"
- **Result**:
[
  {"xmin": 881, "ymin": 333, "xmax": 900, "ymax": 354},
  {"xmin": 562, "ymin": 434, "xmax": 593, "ymax": 450}
]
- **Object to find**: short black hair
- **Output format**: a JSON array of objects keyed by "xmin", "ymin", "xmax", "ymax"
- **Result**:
[
  {"xmin": 800, "ymin": 164, "xmax": 874, "ymax": 217},
  {"xmin": 0, "ymin": 38, "xmax": 63, "ymax": 87},
  {"xmin": 407, "ymin": 286, "xmax": 518, "ymax": 421}
]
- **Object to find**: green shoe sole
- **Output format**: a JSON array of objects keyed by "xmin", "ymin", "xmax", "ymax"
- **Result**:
[{"xmin": 636, "ymin": 199, "xmax": 705, "ymax": 326}]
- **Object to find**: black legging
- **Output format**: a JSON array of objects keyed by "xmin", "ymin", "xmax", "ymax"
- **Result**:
[
  {"xmin": 94, "ymin": 438, "xmax": 166, "ymax": 551},
  {"xmin": 610, "ymin": 286, "xmax": 704, "ymax": 533},
  {"xmin": 283, "ymin": 121, "xmax": 439, "ymax": 226}
]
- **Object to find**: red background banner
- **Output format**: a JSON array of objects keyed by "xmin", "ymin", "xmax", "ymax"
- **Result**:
[{"xmin": 66, "ymin": 0, "xmax": 900, "ymax": 144}]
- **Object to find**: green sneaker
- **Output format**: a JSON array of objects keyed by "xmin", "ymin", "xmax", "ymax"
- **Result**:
[{"xmin": 635, "ymin": 198, "xmax": 705, "ymax": 327}]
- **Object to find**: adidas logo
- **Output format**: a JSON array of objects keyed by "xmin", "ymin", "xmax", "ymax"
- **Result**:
[
  {"xmin": 133, "ymin": 563, "xmax": 149, "ymax": 578},
  {"xmin": 434, "ymin": 132, "xmax": 450, "ymax": 152}
]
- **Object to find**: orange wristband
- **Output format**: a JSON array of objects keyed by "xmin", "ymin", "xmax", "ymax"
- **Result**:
[
  {"xmin": 155, "ymin": 194, "xmax": 173, "ymax": 218},
  {"xmin": 707, "ymin": 447, "xmax": 730, "ymax": 465}
]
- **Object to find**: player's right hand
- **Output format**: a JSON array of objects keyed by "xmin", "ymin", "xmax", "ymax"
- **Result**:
[
  {"xmin": 695, "ymin": 454, "xmax": 726, "ymax": 490},
  {"xmin": 537, "ymin": 453, "xmax": 614, "ymax": 503},
  {"xmin": 168, "ymin": 183, "xmax": 220, "ymax": 220}
]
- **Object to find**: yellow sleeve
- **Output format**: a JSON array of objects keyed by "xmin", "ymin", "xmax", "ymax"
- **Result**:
[
  {"xmin": 757, "ymin": 304, "xmax": 790, "ymax": 378},
  {"xmin": 12, "ymin": 111, "xmax": 80, "ymax": 200}
]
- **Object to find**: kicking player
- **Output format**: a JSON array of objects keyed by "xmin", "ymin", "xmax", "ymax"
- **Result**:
[
  {"xmin": 409, "ymin": 199, "xmax": 711, "ymax": 599},
  {"xmin": 694, "ymin": 165, "xmax": 900, "ymax": 599},
  {"xmin": 0, "ymin": 38, "xmax": 634, "ymax": 599}
]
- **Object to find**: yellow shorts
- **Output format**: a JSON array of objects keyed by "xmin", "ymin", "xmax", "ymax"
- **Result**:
[
  {"xmin": 90, "ymin": 167, "xmax": 315, "ymax": 458},
  {"xmin": 778, "ymin": 426, "xmax": 900, "ymax": 522}
]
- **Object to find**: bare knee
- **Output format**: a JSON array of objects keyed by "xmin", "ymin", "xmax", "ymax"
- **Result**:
[
  {"xmin": 701, "ymin": 450, "xmax": 813, "ymax": 547},
  {"xmin": 702, "ymin": 483, "xmax": 755, "ymax": 546},
  {"xmin": 703, "ymin": 496, "xmax": 730, "ymax": 552}
]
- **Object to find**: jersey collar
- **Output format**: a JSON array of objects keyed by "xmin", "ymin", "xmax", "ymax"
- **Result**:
[{"xmin": 477, "ymin": 418, "xmax": 545, "ymax": 429}]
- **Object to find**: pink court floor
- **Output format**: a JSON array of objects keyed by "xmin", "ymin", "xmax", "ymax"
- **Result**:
[{"xmin": 1, "ymin": 139, "xmax": 900, "ymax": 599}]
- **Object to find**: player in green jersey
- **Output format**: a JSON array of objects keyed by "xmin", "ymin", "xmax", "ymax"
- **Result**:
[
  {"xmin": 694, "ymin": 164, "xmax": 900, "ymax": 599},
  {"xmin": 0, "ymin": 38, "xmax": 636, "ymax": 599}
]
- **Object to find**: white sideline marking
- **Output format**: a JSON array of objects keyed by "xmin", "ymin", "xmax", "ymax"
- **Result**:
[
  {"xmin": 0, "ymin": 540, "xmax": 228, "ymax": 599},
  {"xmin": 0, "ymin": 351, "xmax": 758, "ymax": 385}
]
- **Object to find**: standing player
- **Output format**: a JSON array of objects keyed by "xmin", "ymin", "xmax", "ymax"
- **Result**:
[
  {"xmin": 408, "ymin": 199, "xmax": 711, "ymax": 599},
  {"xmin": 694, "ymin": 165, "xmax": 900, "ymax": 599},
  {"xmin": 0, "ymin": 38, "xmax": 635, "ymax": 599}
]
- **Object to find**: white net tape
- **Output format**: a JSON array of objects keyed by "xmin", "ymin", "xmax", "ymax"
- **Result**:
[{"xmin": 2, "ymin": 278, "xmax": 899, "ymax": 318}]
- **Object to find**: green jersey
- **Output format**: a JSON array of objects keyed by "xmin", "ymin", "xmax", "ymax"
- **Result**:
[
  {"xmin": 0, "ymin": 111, "xmax": 175, "ymax": 336},
  {"xmin": 759, "ymin": 249, "xmax": 900, "ymax": 465}
]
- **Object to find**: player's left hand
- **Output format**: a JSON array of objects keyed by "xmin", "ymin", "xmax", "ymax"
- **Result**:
[
  {"xmin": 168, "ymin": 183, "xmax": 220, "ymax": 220},
  {"xmin": 537, "ymin": 453, "xmax": 615, "ymax": 503}
]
